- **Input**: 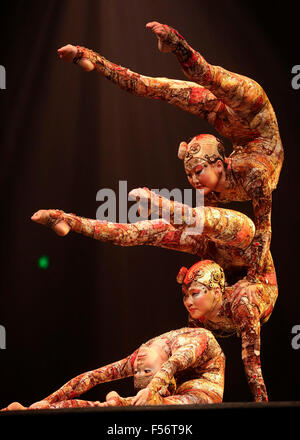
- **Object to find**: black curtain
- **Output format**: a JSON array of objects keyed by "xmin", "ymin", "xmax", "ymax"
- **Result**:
[{"xmin": 0, "ymin": 0, "xmax": 299, "ymax": 407}]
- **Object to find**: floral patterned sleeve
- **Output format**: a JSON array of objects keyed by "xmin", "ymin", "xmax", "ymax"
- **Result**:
[
  {"xmin": 232, "ymin": 156, "xmax": 274, "ymax": 276},
  {"xmin": 230, "ymin": 283, "xmax": 268, "ymax": 401},
  {"xmin": 44, "ymin": 352, "xmax": 137, "ymax": 404}
]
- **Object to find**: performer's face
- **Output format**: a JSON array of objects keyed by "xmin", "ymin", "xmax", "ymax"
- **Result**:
[
  {"xmin": 182, "ymin": 281, "xmax": 217, "ymax": 319},
  {"xmin": 133, "ymin": 346, "xmax": 166, "ymax": 390},
  {"xmin": 186, "ymin": 162, "xmax": 223, "ymax": 195}
]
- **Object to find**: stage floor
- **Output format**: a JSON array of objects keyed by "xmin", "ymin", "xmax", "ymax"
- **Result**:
[{"xmin": 1, "ymin": 402, "xmax": 299, "ymax": 436}]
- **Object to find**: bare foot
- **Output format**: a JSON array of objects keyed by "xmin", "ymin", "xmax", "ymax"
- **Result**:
[
  {"xmin": 128, "ymin": 187, "xmax": 152, "ymax": 218},
  {"xmin": 146, "ymin": 21, "xmax": 179, "ymax": 53},
  {"xmin": 31, "ymin": 209, "xmax": 71, "ymax": 236},
  {"xmin": 57, "ymin": 44, "xmax": 94, "ymax": 72},
  {"xmin": 29, "ymin": 400, "xmax": 51, "ymax": 410},
  {"xmin": 4, "ymin": 402, "xmax": 27, "ymax": 411}
]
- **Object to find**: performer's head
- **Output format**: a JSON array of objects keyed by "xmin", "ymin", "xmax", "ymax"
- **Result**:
[
  {"xmin": 178, "ymin": 134, "xmax": 227, "ymax": 195},
  {"xmin": 177, "ymin": 260, "xmax": 225, "ymax": 321},
  {"xmin": 133, "ymin": 340, "xmax": 174, "ymax": 392}
]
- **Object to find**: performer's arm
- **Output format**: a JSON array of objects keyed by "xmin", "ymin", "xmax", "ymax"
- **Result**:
[
  {"xmin": 231, "ymin": 284, "xmax": 268, "ymax": 402},
  {"xmin": 234, "ymin": 159, "xmax": 272, "ymax": 276},
  {"xmin": 39, "ymin": 396, "xmax": 134, "ymax": 409},
  {"xmin": 42, "ymin": 352, "xmax": 137, "ymax": 405},
  {"xmin": 246, "ymin": 197, "xmax": 272, "ymax": 278},
  {"xmin": 240, "ymin": 327, "xmax": 267, "ymax": 402},
  {"xmin": 58, "ymin": 44, "xmax": 228, "ymax": 129},
  {"xmin": 147, "ymin": 22, "xmax": 267, "ymax": 119}
]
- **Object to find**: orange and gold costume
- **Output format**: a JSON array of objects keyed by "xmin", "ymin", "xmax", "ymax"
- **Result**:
[
  {"xmin": 73, "ymin": 22, "xmax": 283, "ymax": 277},
  {"xmin": 29, "ymin": 22, "xmax": 284, "ymax": 403},
  {"xmin": 24, "ymin": 328, "xmax": 224, "ymax": 408},
  {"xmin": 32, "ymin": 203, "xmax": 276, "ymax": 402}
]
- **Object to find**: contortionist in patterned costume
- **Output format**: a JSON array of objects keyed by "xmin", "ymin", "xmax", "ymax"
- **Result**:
[
  {"xmin": 57, "ymin": 20, "xmax": 284, "ymax": 278},
  {"xmin": 28, "ymin": 21, "xmax": 283, "ymax": 402},
  {"xmin": 31, "ymin": 207, "xmax": 276, "ymax": 401},
  {"xmin": 2, "ymin": 327, "xmax": 225, "ymax": 410}
]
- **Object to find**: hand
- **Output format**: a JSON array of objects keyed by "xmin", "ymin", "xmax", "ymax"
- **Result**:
[
  {"xmin": 146, "ymin": 21, "xmax": 181, "ymax": 53},
  {"xmin": 131, "ymin": 388, "xmax": 152, "ymax": 406},
  {"xmin": 31, "ymin": 209, "xmax": 71, "ymax": 236},
  {"xmin": 91, "ymin": 391, "xmax": 125, "ymax": 407},
  {"xmin": 29, "ymin": 400, "xmax": 51, "ymax": 410},
  {"xmin": 231, "ymin": 279, "xmax": 261, "ymax": 310},
  {"xmin": 57, "ymin": 44, "xmax": 94, "ymax": 72}
]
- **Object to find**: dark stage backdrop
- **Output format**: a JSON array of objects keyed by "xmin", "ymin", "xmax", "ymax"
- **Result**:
[{"xmin": 0, "ymin": 0, "xmax": 299, "ymax": 407}]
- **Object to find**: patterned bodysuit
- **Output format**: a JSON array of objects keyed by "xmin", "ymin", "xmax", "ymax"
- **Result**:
[
  {"xmin": 34, "ymin": 328, "xmax": 224, "ymax": 408},
  {"xmin": 74, "ymin": 23, "xmax": 283, "ymax": 277},
  {"xmin": 34, "ymin": 201, "xmax": 276, "ymax": 402},
  {"xmin": 32, "ymin": 24, "xmax": 283, "ymax": 402}
]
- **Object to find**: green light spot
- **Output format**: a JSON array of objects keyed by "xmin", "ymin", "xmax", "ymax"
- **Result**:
[{"xmin": 38, "ymin": 255, "xmax": 49, "ymax": 269}]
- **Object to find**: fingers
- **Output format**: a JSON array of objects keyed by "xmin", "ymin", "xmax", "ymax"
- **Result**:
[
  {"xmin": 132, "ymin": 395, "xmax": 146, "ymax": 406},
  {"xmin": 131, "ymin": 395, "xmax": 138, "ymax": 405},
  {"xmin": 132, "ymin": 388, "xmax": 151, "ymax": 406},
  {"xmin": 232, "ymin": 285, "xmax": 260, "ymax": 309}
]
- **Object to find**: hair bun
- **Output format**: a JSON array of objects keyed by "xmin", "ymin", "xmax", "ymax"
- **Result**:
[
  {"xmin": 178, "ymin": 141, "xmax": 188, "ymax": 160},
  {"xmin": 177, "ymin": 266, "xmax": 188, "ymax": 284}
]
